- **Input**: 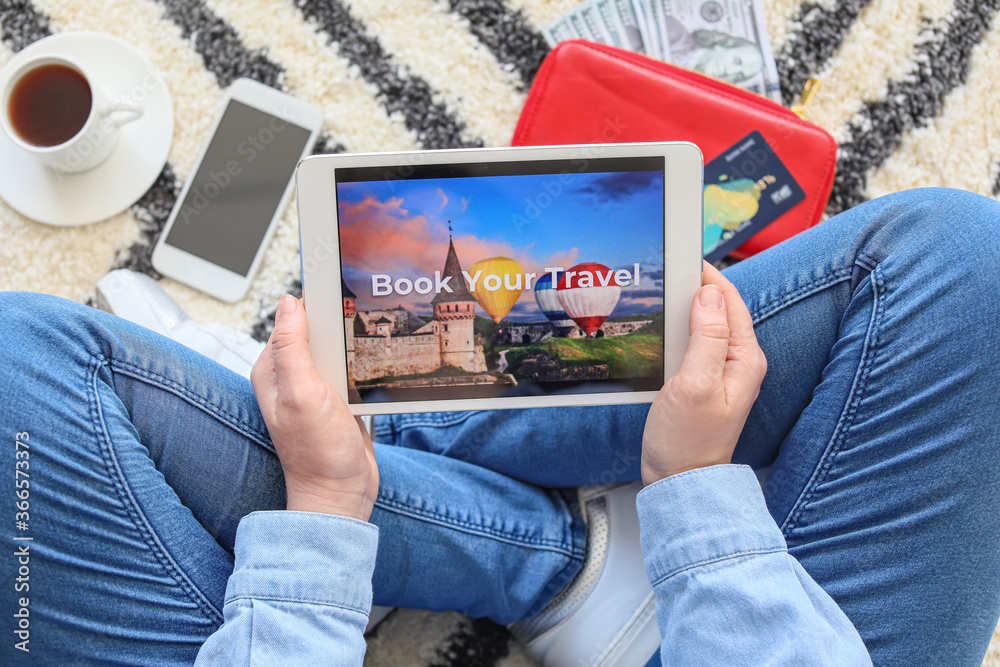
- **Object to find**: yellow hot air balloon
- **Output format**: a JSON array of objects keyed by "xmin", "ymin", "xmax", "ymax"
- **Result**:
[{"xmin": 467, "ymin": 257, "xmax": 525, "ymax": 323}]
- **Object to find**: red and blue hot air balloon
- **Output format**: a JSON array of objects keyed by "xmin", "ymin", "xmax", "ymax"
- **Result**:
[
  {"xmin": 533, "ymin": 271, "xmax": 575, "ymax": 337},
  {"xmin": 557, "ymin": 262, "xmax": 622, "ymax": 337}
]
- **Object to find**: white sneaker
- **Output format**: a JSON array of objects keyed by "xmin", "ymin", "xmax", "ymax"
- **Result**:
[
  {"xmin": 365, "ymin": 605, "xmax": 393, "ymax": 634},
  {"xmin": 95, "ymin": 270, "xmax": 265, "ymax": 380},
  {"xmin": 509, "ymin": 482, "xmax": 660, "ymax": 667}
]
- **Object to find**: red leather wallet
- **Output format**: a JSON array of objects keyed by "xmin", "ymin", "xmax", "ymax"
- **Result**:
[{"xmin": 511, "ymin": 40, "xmax": 837, "ymax": 260}]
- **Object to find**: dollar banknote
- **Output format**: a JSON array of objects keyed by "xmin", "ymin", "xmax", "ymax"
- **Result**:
[
  {"xmin": 596, "ymin": 0, "xmax": 631, "ymax": 50},
  {"xmin": 581, "ymin": 5, "xmax": 615, "ymax": 45},
  {"xmin": 659, "ymin": 0, "xmax": 781, "ymax": 101},
  {"xmin": 542, "ymin": 18, "xmax": 578, "ymax": 47},
  {"xmin": 638, "ymin": 0, "xmax": 667, "ymax": 59},
  {"xmin": 568, "ymin": 11, "xmax": 596, "ymax": 42},
  {"xmin": 610, "ymin": 0, "xmax": 647, "ymax": 52},
  {"xmin": 543, "ymin": 0, "xmax": 782, "ymax": 103}
]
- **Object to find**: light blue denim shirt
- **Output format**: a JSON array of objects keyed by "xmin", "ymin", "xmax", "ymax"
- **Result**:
[
  {"xmin": 194, "ymin": 510, "xmax": 378, "ymax": 666},
  {"xmin": 195, "ymin": 464, "xmax": 871, "ymax": 665},
  {"xmin": 638, "ymin": 464, "xmax": 872, "ymax": 665}
]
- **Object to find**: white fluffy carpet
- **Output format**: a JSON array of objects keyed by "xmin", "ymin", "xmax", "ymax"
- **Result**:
[{"xmin": 1, "ymin": 0, "xmax": 1000, "ymax": 664}]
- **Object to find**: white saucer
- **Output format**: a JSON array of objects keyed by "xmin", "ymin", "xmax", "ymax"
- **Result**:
[{"xmin": 0, "ymin": 32, "xmax": 174, "ymax": 226}]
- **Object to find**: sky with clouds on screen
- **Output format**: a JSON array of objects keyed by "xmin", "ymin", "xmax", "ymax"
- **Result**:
[{"xmin": 337, "ymin": 170, "xmax": 665, "ymax": 321}]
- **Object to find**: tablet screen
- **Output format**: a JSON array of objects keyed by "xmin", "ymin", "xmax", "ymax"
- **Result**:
[{"xmin": 334, "ymin": 156, "xmax": 665, "ymax": 404}]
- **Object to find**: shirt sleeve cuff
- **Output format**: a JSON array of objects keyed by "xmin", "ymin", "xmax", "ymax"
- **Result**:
[
  {"xmin": 637, "ymin": 464, "xmax": 786, "ymax": 587},
  {"xmin": 224, "ymin": 510, "xmax": 379, "ymax": 615}
]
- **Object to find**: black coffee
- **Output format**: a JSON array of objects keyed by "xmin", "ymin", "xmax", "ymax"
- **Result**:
[{"xmin": 8, "ymin": 64, "xmax": 92, "ymax": 147}]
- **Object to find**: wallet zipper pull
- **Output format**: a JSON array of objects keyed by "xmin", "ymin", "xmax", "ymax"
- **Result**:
[{"xmin": 791, "ymin": 79, "xmax": 822, "ymax": 120}]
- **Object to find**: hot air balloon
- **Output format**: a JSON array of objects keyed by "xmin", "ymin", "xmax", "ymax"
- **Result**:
[
  {"xmin": 557, "ymin": 262, "xmax": 622, "ymax": 336},
  {"xmin": 468, "ymin": 256, "xmax": 524, "ymax": 324},
  {"xmin": 533, "ymin": 271, "xmax": 575, "ymax": 337}
]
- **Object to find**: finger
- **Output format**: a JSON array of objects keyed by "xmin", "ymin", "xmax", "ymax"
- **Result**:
[
  {"xmin": 269, "ymin": 295, "xmax": 321, "ymax": 400},
  {"xmin": 677, "ymin": 283, "xmax": 730, "ymax": 392},
  {"xmin": 702, "ymin": 263, "xmax": 767, "ymax": 396},
  {"xmin": 702, "ymin": 262, "xmax": 757, "ymax": 351},
  {"xmin": 250, "ymin": 337, "xmax": 276, "ymax": 404}
]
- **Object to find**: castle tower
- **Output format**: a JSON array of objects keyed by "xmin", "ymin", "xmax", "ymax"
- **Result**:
[
  {"xmin": 342, "ymin": 278, "xmax": 356, "ymax": 318},
  {"xmin": 374, "ymin": 316, "xmax": 392, "ymax": 338},
  {"xmin": 342, "ymin": 279, "xmax": 357, "ymax": 385},
  {"xmin": 431, "ymin": 237, "xmax": 482, "ymax": 371}
]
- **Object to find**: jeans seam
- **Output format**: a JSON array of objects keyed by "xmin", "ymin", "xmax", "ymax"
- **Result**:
[
  {"xmin": 855, "ymin": 252, "xmax": 878, "ymax": 272},
  {"xmin": 526, "ymin": 542, "xmax": 586, "ymax": 617},
  {"xmin": 109, "ymin": 358, "xmax": 273, "ymax": 452},
  {"xmin": 87, "ymin": 354, "xmax": 225, "ymax": 628},
  {"xmin": 374, "ymin": 493, "xmax": 583, "ymax": 558},
  {"xmin": 749, "ymin": 267, "xmax": 854, "ymax": 325},
  {"xmin": 779, "ymin": 264, "xmax": 887, "ymax": 535},
  {"xmin": 524, "ymin": 492, "xmax": 588, "ymax": 615}
]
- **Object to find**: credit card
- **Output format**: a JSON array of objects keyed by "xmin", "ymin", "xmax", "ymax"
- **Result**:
[{"xmin": 702, "ymin": 130, "xmax": 805, "ymax": 263}]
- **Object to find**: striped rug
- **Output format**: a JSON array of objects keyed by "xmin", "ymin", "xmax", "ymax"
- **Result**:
[{"xmin": 1, "ymin": 0, "xmax": 999, "ymax": 664}]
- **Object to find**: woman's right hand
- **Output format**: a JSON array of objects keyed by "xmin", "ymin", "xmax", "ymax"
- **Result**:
[
  {"xmin": 640, "ymin": 261, "xmax": 767, "ymax": 486},
  {"xmin": 251, "ymin": 295, "xmax": 378, "ymax": 521}
]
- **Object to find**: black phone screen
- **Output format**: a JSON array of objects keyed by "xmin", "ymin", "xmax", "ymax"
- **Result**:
[{"xmin": 164, "ymin": 99, "xmax": 313, "ymax": 276}]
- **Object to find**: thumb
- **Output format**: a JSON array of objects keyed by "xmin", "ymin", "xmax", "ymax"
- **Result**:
[
  {"xmin": 270, "ymin": 295, "xmax": 319, "ymax": 393},
  {"xmin": 678, "ymin": 284, "xmax": 730, "ymax": 388}
]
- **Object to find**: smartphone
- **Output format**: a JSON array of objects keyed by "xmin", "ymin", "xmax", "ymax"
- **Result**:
[{"xmin": 152, "ymin": 78, "xmax": 322, "ymax": 302}]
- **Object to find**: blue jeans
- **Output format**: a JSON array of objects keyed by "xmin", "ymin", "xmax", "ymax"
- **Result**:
[{"xmin": 2, "ymin": 188, "xmax": 999, "ymax": 666}]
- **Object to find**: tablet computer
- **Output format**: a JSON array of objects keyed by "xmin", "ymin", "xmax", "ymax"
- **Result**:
[{"xmin": 296, "ymin": 142, "xmax": 702, "ymax": 415}]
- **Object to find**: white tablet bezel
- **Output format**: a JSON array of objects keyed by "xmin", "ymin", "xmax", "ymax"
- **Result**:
[
  {"xmin": 152, "ymin": 78, "xmax": 322, "ymax": 303},
  {"xmin": 296, "ymin": 142, "xmax": 703, "ymax": 415}
]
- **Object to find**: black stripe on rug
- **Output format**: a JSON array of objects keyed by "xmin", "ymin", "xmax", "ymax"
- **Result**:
[
  {"xmin": 157, "ymin": 0, "xmax": 283, "ymax": 88},
  {"xmin": 430, "ymin": 617, "xmax": 514, "ymax": 667},
  {"xmin": 446, "ymin": 0, "xmax": 550, "ymax": 88},
  {"xmin": 776, "ymin": 0, "xmax": 871, "ymax": 106},
  {"xmin": 251, "ymin": 277, "xmax": 301, "ymax": 343},
  {"xmin": 312, "ymin": 135, "xmax": 347, "ymax": 157},
  {"xmin": 114, "ymin": 166, "xmax": 181, "ymax": 278},
  {"xmin": 0, "ymin": 0, "xmax": 50, "ymax": 51},
  {"xmin": 826, "ymin": 0, "xmax": 1000, "ymax": 216},
  {"xmin": 294, "ymin": 0, "xmax": 482, "ymax": 150},
  {"xmin": 993, "ymin": 163, "xmax": 1000, "ymax": 197}
]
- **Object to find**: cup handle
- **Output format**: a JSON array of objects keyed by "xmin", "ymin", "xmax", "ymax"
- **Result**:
[{"xmin": 100, "ymin": 100, "xmax": 144, "ymax": 129}]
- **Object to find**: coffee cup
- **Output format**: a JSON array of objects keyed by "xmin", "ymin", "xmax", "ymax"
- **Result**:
[{"xmin": 0, "ymin": 53, "xmax": 143, "ymax": 173}]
